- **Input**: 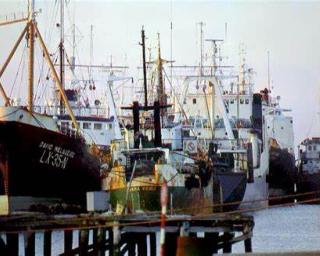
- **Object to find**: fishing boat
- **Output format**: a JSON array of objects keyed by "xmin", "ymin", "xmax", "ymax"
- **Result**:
[
  {"xmin": 102, "ymin": 29, "xmax": 247, "ymax": 214},
  {"xmin": 296, "ymin": 137, "xmax": 320, "ymax": 203},
  {"xmin": 167, "ymin": 33, "xmax": 297, "ymax": 208},
  {"xmin": 0, "ymin": 1, "xmax": 101, "ymax": 213}
]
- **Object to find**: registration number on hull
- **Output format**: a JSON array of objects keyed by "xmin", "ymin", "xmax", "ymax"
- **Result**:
[{"xmin": 38, "ymin": 141, "xmax": 75, "ymax": 170}]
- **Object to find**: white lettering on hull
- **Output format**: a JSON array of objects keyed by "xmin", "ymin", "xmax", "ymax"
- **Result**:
[{"xmin": 38, "ymin": 141, "xmax": 75, "ymax": 170}]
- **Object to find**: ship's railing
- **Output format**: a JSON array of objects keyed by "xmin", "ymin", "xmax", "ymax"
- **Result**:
[
  {"xmin": 32, "ymin": 105, "xmax": 108, "ymax": 117},
  {"xmin": 161, "ymin": 138, "xmax": 249, "ymax": 151}
]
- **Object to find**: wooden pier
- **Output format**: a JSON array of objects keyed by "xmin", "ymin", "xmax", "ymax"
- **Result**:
[{"xmin": 0, "ymin": 212, "xmax": 254, "ymax": 255}]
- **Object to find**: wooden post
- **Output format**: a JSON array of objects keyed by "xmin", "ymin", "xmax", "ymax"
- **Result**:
[
  {"xmin": 164, "ymin": 233, "xmax": 178, "ymax": 256},
  {"xmin": 126, "ymin": 232, "xmax": 136, "ymax": 256},
  {"xmin": 149, "ymin": 233, "xmax": 156, "ymax": 256},
  {"xmin": 6, "ymin": 233, "xmax": 19, "ymax": 255},
  {"xmin": 204, "ymin": 232, "xmax": 219, "ymax": 254},
  {"xmin": 24, "ymin": 232, "xmax": 35, "ymax": 256},
  {"xmin": 95, "ymin": 228, "xmax": 105, "ymax": 256},
  {"xmin": 0, "ymin": 236, "xmax": 7, "ymax": 255},
  {"xmin": 79, "ymin": 229, "xmax": 89, "ymax": 256},
  {"xmin": 137, "ymin": 233, "xmax": 147, "ymax": 256},
  {"xmin": 92, "ymin": 228, "xmax": 98, "ymax": 245},
  {"xmin": 244, "ymin": 238, "xmax": 252, "ymax": 252},
  {"xmin": 112, "ymin": 224, "xmax": 120, "ymax": 256},
  {"xmin": 64, "ymin": 230, "xmax": 73, "ymax": 254},
  {"xmin": 43, "ymin": 231, "xmax": 52, "ymax": 256},
  {"xmin": 108, "ymin": 228, "xmax": 114, "ymax": 255},
  {"xmin": 222, "ymin": 232, "xmax": 233, "ymax": 253}
]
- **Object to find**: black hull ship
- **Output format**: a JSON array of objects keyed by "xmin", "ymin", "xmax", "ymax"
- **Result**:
[
  {"xmin": 268, "ymin": 145, "xmax": 297, "ymax": 204},
  {"xmin": 0, "ymin": 2, "xmax": 105, "ymax": 214},
  {"xmin": 296, "ymin": 137, "xmax": 320, "ymax": 203},
  {"xmin": 0, "ymin": 107, "xmax": 101, "ymax": 212}
]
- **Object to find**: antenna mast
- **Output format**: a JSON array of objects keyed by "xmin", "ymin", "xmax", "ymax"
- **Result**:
[
  {"xmin": 140, "ymin": 27, "xmax": 148, "ymax": 107},
  {"xmin": 198, "ymin": 21, "xmax": 205, "ymax": 76},
  {"xmin": 170, "ymin": 0, "xmax": 174, "ymax": 111},
  {"xmin": 90, "ymin": 24, "xmax": 94, "ymax": 82},
  {"xmin": 59, "ymin": 0, "xmax": 65, "ymax": 114},
  {"xmin": 27, "ymin": 0, "xmax": 35, "ymax": 111},
  {"xmin": 267, "ymin": 50, "xmax": 270, "ymax": 91}
]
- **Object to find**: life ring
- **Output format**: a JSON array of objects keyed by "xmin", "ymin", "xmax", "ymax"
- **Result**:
[{"xmin": 187, "ymin": 141, "xmax": 196, "ymax": 152}]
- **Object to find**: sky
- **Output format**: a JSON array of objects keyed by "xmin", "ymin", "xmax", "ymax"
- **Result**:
[{"xmin": 1, "ymin": 0, "xmax": 320, "ymax": 152}]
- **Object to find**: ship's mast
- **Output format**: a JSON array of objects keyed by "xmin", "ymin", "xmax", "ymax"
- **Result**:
[
  {"xmin": 267, "ymin": 50, "xmax": 270, "ymax": 91},
  {"xmin": 157, "ymin": 33, "xmax": 165, "ymax": 105},
  {"xmin": 27, "ymin": 0, "xmax": 35, "ymax": 111},
  {"xmin": 59, "ymin": 0, "xmax": 65, "ymax": 114},
  {"xmin": 198, "ymin": 22, "xmax": 205, "ymax": 76},
  {"xmin": 71, "ymin": 23, "xmax": 76, "ymax": 72},
  {"xmin": 89, "ymin": 24, "xmax": 94, "ymax": 83},
  {"xmin": 140, "ymin": 27, "xmax": 148, "ymax": 107},
  {"xmin": 206, "ymin": 39, "xmax": 223, "ymax": 139}
]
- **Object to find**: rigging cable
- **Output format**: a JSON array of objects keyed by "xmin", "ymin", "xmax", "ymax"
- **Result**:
[{"xmin": 9, "ymin": 42, "xmax": 26, "ymax": 100}]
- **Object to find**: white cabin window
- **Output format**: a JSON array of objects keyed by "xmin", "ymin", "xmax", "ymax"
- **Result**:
[
  {"xmin": 94, "ymin": 123, "xmax": 102, "ymax": 130},
  {"xmin": 240, "ymin": 99, "xmax": 244, "ymax": 104},
  {"xmin": 193, "ymin": 98, "xmax": 197, "ymax": 104},
  {"xmin": 195, "ymin": 119, "xmax": 202, "ymax": 129},
  {"xmin": 61, "ymin": 121, "xmax": 69, "ymax": 128},
  {"xmin": 245, "ymin": 99, "xmax": 249, "ymax": 104},
  {"xmin": 314, "ymin": 145, "xmax": 317, "ymax": 151},
  {"xmin": 308, "ymin": 145, "xmax": 312, "ymax": 151},
  {"xmin": 203, "ymin": 119, "xmax": 209, "ymax": 128},
  {"xmin": 108, "ymin": 123, "xmax": 113, "ymax": 130},
  {"xmin": 83, "ymin": 122, "xmax": 91, "ymax": 129}
]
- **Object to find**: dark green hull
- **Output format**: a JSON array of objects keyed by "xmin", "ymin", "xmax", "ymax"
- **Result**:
[
  {"xmin": 110, "ymin": 186, "xmax": 212, "ymax": 214},
  {"xmin": 109, "ymin": 172, "xmax": 247, "ymax": 214}
]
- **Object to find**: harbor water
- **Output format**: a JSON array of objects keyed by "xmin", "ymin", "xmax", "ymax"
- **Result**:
[
  {"xmin": 233, "ymin": 204, "xmax": 320, "ymax": 253},
  {"xmin": 7, "ymin": 204, "xmax": 320, "ymax": 255}
]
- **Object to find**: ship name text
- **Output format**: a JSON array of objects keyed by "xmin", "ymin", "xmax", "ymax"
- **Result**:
[{"xmin": 39, "ymin": 141, "xmax": 76, "ymax": 170}]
